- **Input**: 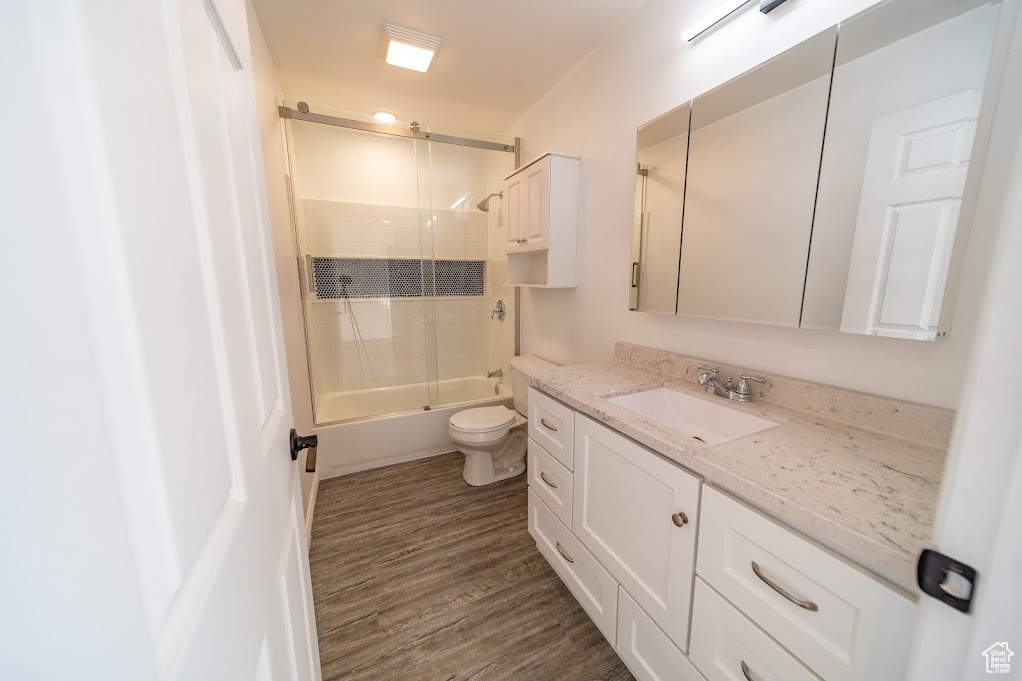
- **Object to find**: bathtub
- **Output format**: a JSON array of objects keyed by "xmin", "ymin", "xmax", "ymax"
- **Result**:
[
  {"xmin": 316, "ymin": 376, "xmax": 512, "ymax": 423},
  {"xmin": 311, "ymin": 376, "xmax": 514, "ymax": 477}
]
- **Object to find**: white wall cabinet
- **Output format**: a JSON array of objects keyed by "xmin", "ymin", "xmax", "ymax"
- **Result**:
[
  {"xmin": 573, "ymin": 412, "xmax": 701, "ymax": 649},
  {"xmin": 504, "ymin": 153, "xmax": 579, "ymax": 287},
  {"xmin": 524, "ymin": 387, "xmax": 914, "ymax": 681}
]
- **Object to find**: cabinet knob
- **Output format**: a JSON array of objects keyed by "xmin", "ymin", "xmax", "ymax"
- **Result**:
[{"xmin": 672, "ymin": 511, "xmax": 689, "ymax": 527}]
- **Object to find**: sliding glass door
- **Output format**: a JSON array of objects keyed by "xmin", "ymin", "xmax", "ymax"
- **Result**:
[{"xmin": 284, "ymin": 110, "xmax": 515, "ymax": 424}]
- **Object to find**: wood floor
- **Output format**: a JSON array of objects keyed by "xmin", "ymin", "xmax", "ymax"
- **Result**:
[{"xmin": 309, "ymin": 452, "xmax": 633, "ymax": 681}]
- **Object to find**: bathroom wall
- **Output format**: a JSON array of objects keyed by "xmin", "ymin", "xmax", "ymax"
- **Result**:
[{"xmin": 506, "ymin": 0, "xmax": 1016, "ymax": 409}]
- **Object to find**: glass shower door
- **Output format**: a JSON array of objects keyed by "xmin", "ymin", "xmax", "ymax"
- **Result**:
[
  {"xmin": 284, "ymin": 109, "xmax": 517, "ymax": 424},
  {"xmin": 286, "ymin": 118, "xmax": 435, "ymax": 423}
]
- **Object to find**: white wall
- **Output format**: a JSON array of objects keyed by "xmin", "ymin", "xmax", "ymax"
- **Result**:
[{"xmin": 508, "ymin": 0, "xmax": 1013, "ymax": 409}]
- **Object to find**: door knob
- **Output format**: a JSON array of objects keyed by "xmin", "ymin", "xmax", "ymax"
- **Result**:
[{"xmin": 289, "ymin": 429, "xmax": 318, "ymax": 473}]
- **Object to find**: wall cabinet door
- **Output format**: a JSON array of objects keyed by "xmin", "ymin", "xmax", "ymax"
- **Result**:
[
  {"xmin": 572, "ymin": 413, "xmax": 701, "ymax": 649},
  {"xmin": 505, "ymin": 175, "xmax": 524, "ymax": 252},
  {"xmin": 523, "ymin": 157, "xmax": 550, "ymax": 250}
]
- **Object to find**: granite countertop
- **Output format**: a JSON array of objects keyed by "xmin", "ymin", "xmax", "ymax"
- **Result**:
[{"xmin": 528, "ymin": 359, "xmax": 947, "ymax": 593}]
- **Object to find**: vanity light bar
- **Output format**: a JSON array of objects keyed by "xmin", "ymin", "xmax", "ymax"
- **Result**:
[
  {"xmin": 683, "ymin": 0, "xmax": 754, "ymax": 41},
  {"xmin": 683, "ymin": 0, "xmax": 791, "ymax": 42}
]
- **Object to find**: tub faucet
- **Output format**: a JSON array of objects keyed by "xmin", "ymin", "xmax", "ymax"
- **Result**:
[{"xmin": 487, "ymin": 368, "xmax": 504, "ymax": 379}]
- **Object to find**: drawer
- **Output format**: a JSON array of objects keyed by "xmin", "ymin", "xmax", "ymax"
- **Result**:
[
  {"xmin": 528, "ymin": 489, "xmax": 618, "ymax": 644},
  {"xmin": 527, "ymin": 438, "xmax": 573, "ymax": 528},
  {"xmin": 528, "ymin": 388, "xmax": 574, "ymax": 469},
  {"xmin": 696, "ymin": 487, "xmax": 915, "ymax": 681},
  {"xmin": 690, "ymin": 579, "xmax": 820, "ymax": 681},
  {"xmin": 616, "ymin": 588, "xmax": 706, "ymax": 681}
]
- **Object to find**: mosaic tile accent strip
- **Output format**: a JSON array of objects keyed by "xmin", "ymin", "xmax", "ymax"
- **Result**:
[{"xmin": 312, "ymin": 257, "xmax": 485, "ymax": 299}]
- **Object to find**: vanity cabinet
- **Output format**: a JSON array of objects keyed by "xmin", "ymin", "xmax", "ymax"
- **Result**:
[
  {"xmin": 697, "ymin": 487, "xmax": 916, "ymax": 681},
  {"xmin": 525, "ymin": 387, "xmax": 915, "ymax": 681},
  {"xmin": 504, "ymin": 153, "xmax": 579, "ymax": 287},
  {"xmin": 573, "ymin": 413, "xmax": 700, "ymax": 648},
  {"xmin": 528, "ymin": 488, "xmax": 619, "ymax": 641}
]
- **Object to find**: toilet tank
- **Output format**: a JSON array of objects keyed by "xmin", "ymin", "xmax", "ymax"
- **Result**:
[{"xmin": 509, "ymin": 355, "xmax": 556, "ymax": 416}]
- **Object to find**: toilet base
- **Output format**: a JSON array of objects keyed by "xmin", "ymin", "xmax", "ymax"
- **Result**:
[{"xmin": 460, "ymin": 428, "xmax": 528, "ymax": 486}]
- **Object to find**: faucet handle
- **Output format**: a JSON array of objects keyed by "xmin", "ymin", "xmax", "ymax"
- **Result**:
[
  {"xmin": 698, "ymin": 364, "xmax": 719, "ymax": 375},
  {"xmin": 735, "ymin": 375, "xmax": 766, "ymax": 400}
]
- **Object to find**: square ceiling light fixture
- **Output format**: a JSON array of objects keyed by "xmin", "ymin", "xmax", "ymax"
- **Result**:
[{"xmin": 380, "ymin": 23, "xmax": 442, "ymax": 72}]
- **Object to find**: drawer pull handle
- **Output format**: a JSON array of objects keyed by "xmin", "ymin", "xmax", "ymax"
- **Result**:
[
  {"xmin": 540, "ymin": 472, "xmax": 558, "ymax": 489},
  {"xmin": 555, "ymin": 542, "xmax": 575, "ymax": 564},
  {"xmin": 751, "ymin": 561, "xmax": 818, "ymax": 611},
  {"xmin": 540, "ymin": 418, "xmax": 558, "ymax": 432},
  {"xmin": 740, "ymin": 661, "xmax": 756, "ymax": 681},
  {"xmin": 672, "ymin": 511, "xmax": 689, "ymax": 527}
]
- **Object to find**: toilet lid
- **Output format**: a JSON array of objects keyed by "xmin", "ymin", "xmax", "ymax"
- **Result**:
[{"xmin": 450, "ymin": 406, "xmax": 516, "ymax": 433}]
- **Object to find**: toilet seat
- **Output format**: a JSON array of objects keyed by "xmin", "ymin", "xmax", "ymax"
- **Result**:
[{"xmin": 449, "ymin": 405, "xmax": 516, "ymax": 435}]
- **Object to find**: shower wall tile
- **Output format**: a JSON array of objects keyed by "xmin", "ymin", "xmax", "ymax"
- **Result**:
[
  {"xmin": 303, "ymin": 200, "xmax": 487, "ymax": 261},
  {"xmin": 309, "ymin": 298, "xmax": 490, "ymax": 395}
]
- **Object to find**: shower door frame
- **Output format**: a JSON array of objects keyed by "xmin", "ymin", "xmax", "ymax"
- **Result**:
[{"xmin": 281, "ymin": 104, "xmax": 522, "ymax": 426}]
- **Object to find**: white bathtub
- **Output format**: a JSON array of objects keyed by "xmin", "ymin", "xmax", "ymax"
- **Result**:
[
  {"xmin": 316, "ymin": 376, "xmax": 512, "ymax": 424},
  {"xmin": 311, "ymin": 376, "xmax": 514, "ymax": 477}
]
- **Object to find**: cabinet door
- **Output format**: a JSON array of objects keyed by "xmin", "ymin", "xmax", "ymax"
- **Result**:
[
  {"xmin": 524, "ymin": 158, "xmax": 549, "ymax": 250},
  {"xmin": 505, "ymin": 175, "xmax": 524, "ymax": 252},
  {"xmin": 573, "ymin": 413, "xmax": 701, "ymax": 649},
  {"xmin": 617, "ymin": 588, "xmax": 706, "ymax": 681}
]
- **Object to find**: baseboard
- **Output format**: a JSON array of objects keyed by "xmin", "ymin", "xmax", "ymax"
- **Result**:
[
  {"xmin": 320, "ymin": 447, "xmax": 457, "ymax": 479},
  {"xmin": 304, "ymin": 469, "xmax": 319, "ymax": 549}
]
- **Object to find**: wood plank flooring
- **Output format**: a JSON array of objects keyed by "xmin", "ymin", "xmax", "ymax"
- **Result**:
[{"xmin": 310, "ymin": 452, "xmax": 633, "ymax": 681}]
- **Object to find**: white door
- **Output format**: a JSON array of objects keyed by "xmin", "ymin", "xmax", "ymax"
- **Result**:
[
  {"xmin": 572, "ymin": 413, "xmax": 701, "ymax": 649},
  {"xmin": 840, "ymin": 90, "xmax": 981, "ymax": 339},
  {"xmin": 906, "ymin": 47, "xmax": 1022, "ymax": 678},
  {"xmin": 1, "ymin": 1, "xmax": 320, "ymax": 680}
]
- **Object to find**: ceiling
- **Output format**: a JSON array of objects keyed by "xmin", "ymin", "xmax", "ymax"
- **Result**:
[{"xmin": 250, "ymin": 0, "xmax": 646, "ymax": 134}]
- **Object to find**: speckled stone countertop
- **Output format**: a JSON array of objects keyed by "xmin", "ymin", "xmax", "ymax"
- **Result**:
[{"xmin": 526, "ymin": 346, "xmax": 953, "ymax": 593}]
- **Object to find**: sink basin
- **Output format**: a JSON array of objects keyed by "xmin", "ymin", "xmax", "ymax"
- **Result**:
[{"xmin": 607, "ymin": 388, "xmax": 778, "ymax": 445}]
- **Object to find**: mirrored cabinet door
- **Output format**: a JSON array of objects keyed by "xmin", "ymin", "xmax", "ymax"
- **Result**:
[
  {"xmin": 801, "ymin": 0, "xmax": 1003, "ymax": 339},
  {"xmin": 630, "ymin": 103, "xmax": 690, "ymax": 314},
  {"xmin": 676, "ymin": 28, "xmax": 837, "ymax": 327}
]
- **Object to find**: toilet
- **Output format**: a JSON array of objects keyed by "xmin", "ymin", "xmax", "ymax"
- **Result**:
[{"xmin": 449, "ymin": 355, "xmax": 556, "ymax": 486}]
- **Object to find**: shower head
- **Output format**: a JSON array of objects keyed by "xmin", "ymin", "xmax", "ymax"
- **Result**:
[{"xmin": 476, "ymin": 192, "xmax": 503, "ymax": 212}]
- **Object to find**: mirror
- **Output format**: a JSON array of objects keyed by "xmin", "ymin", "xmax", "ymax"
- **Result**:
[
  {"xmin": 802, "ymin": 0, "xmax": 1002, "ymax": 339},
  {"xmin": 630, "ymin": 103, "xmax": 690, "ymax": 314},
  {"xmin": 676, "ymin": 28, "xmax": 837, "ymax": 326}
]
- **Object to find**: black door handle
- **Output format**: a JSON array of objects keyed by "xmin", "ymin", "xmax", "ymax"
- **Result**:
[{"xmin": 290, "ymin": 429, "xmax": 318, "ymax": 473}]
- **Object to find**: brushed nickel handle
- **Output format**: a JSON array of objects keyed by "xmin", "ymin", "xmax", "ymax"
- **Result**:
[
  {"xmin": 740, "ymin": 660, "xmax": 756, "ymax": 681},
  {"xmin": 672, "ymin": 511, "xmax": 689, "ymax": 527},
  {"xmin": 540, "ymin": 471, "xmax": 558, "ymax": 489},
  {"xmin": 751, "ymin": 561, "xmax": 818, "ymax": 611},
  {"xmin": 555, "ymin": 541, "xmax": 575, "ymax": 564},
  {"xmin": 540, "ymin": 418, "xmax": 558, "ymax": 432}
]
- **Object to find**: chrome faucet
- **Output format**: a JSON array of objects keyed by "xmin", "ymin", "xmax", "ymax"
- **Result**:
[
  {"xmin": 487, "ymin": 368, "xmax": 504, "ymax": 379},
  {"xmin": 697, "ymin": 365, "xmax": 766, "ymax": 402},
  {"xmin": 491, "ymin": 299, "xmax": 506, "ymax": 321}
]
